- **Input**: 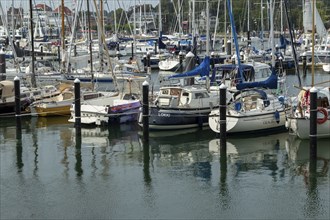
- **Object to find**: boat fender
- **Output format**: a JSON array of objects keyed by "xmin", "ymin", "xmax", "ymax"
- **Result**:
[
  {"xmin": 234, "ymin": 102, "xmax": 242, "ymax": 111},
  {"xmin": 274, "ymin": 110, "xmax": 280, "ymax": 124},
  {"xmin": 317, "ymin": 107, "xmax": 328, "ymax": 124}
]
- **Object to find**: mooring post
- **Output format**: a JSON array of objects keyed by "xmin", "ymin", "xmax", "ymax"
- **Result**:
[
  {"xmin": 74, "ymin": 44, "xmax": 77, "ymax": 56},
  {"xmin": 154, "ymin": 42, "xmax": 158, "ymax": 55},
  {"xmin": 302, "ymin": 52, "xmax": 307, "ymax": 77},
  {"xmin": 219, "ymin": 84, "xmax": 227, "ymax": 141},
  {"xmin": 147, "ymin": 51, "xmax": 151, "ymax": 74},
  {"xmin": 116, "ymin": 51, "xmax": 120, "ymax": 60},
  {"xmin": 185, "ymin": 51, "xmax": 195, "ymax": 86},
  {"xmin": 211, "ymin": 52, "xmax": 215, "ymax": 70},
  {"xmin": 309, "ymin": 87, "xmax": 317, "ymax": 171},
  {"xmin": 74, "ymin": 78, "xmax": 81, "ymax": 127},
  {"xmin": 14, "ymin": 76, "xmax": 21, "ymax": 117},
  {"xmin": 57, "ymin": 45, "xmax": 61, "ymax": 64},
  {"xmin": 0, "ymin": 48, "xmax": 6, "ymax": 80},
  {"xmin": 143, "ymin": 54, "xmax": 147, "ymax": 72},
  {"xmin": 142, "ymin": 80, "xmax": 149, "ymax": 143},
  {"xmin": 179, "ymin": 51, "xmax": 184, "ymax": 72},
  {"xmin": 219, "ymin": 84, "xmax": 227, "ymax": 178},
  {"xmin": 40, "ymin": 45, "xmax": 43, "ymax": 60},
  {"xmin": 226, "ymin": 40, "xmax": 231, "ymax": 56},
  {"xmin": 131, "ymin": 42, "xmax": 134, "ymax": 58}
]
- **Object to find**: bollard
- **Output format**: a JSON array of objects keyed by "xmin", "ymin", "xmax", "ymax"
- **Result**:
[
  {"xmin": 309, "ymin": 87, "xmax": 317, "ymax": 171},
  {"xmin": 74, "ymin": 44, "xmax": 77, "ymax": 56},
  {"xmin": 142, "ymin": 55, "xmax": 146, "ymax": 71},
  {"xmin": 74, "ymin": 78, "xmax": 81, "ymax": 127},
  {"xmin": 14, "ymin": 76, "xmax": 21, "ymax": 117},
  {"xmin": 57, "ymin": 45, "xmax": 61, "ymax": 64},
  {"xmin": 40, "ymin": 46, "xmax": 43, "ymax": 60},
  {"xmin": 302, "ymin": 53, "xmax": 307, "ymax": 77},
  {"xmin": 142, "ymin": 80, "xmax": 149, "ymax": 143},
  {"xmin": 219, "ymin": 84, "xmax": 227, "ymax": 142},
  {"xmin": 226, "ymin": 40, "xmax": 231, "ymax": 56},
  {"xmin": 179, "ymin": 51, "xmax": 184, "ymax": 72},
  {"xmin": 131, "ymin": 42, "xmax": 134, "ymax": 58},
  {"xmin": 184, "ymin": 51, "xmax": 196, "ymax": 85},
  {"xmin": 211, "ymin": 52, "xmax": 215, "ymax": 70},
  {"xmin": 147, "ymin": 52, "xmax": 151, "ymax": 74},
  {"xmin": 0, "ymin": 49, "xmax": 6, "ymax": 80},
  {"xmin": 116, "ymin": 51, "xmax": 120, "ymax": 60}
]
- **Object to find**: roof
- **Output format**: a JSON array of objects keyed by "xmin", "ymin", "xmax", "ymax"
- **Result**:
[
  {"xmin": 53, "ymin": 6, "xmax": 72, "ymax": 15},
  {"xmin": 35, "ymin": 4, "xmax": 52, "ymax": 11}
]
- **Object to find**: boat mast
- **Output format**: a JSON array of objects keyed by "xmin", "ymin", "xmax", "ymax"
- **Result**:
[
  {"xmin": 86, "ymin": 0, "xmax": 93, "ymax": 81},
  {"xmin": 311, "ymin": 0, "xmax": 315, "ymax": 86},
  {"xmin": 206, "ymin": 0, "xmax": 209, "ymax": 55},
  {"xmin": 29, "ymin": 0, "xmax": 36, "ymax": 87},
  {"xmin": 283, "ymin": 0, "xmax": 301, "ymax": 88},
  {"xmin": 61, "ymin": 0, "xmax": 65, "ymax": 73}
]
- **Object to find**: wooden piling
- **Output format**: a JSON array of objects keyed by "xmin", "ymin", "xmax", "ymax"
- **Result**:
[
  {"xmin": 0, "ymin": 49, "xmax": 6, "ymax": 80},
  {"xmin": 14, "ymin": 76, "xmax": 21, "ymax": 117},
  {"xmin": 179, "ymin": 51, "xmax": 184, "ymax": 72},
  {"xmin": 142, "ymin": 81, "xmax": 149, "ymax": 143},
  {"xmin": 219, "ymin": 84, "xmax": 227, "ymax": 142},
  {"xmin": 147, "ymin": 52, "xmax": 151, "ymax": 74},
  {"xmin": 74, "ymin": 78, "xmax": 81, "ymax": 127},
  {"xmin": 302, "ymin": 53, "xmax": 307, "ymax": 77},
  {"xmin": 309, "ymin": 87, "xmax": 317, "ymax": 170},
  {"xmin": 226, "ymin": 40, "xmax": 231, "ymax": 56}
]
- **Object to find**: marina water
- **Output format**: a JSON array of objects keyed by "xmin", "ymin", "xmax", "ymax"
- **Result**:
[{"xmin": 0, "ymin": 71, "xmax": 329, "ymax": 219}]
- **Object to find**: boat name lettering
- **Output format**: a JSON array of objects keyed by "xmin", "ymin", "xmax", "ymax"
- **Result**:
[
  {"xmin": 263, "ymin": 120, "xmax": 275, "ymax": 125},
  {"xmin": 158, "ymin": 113, "xmax": 170, "ymax": 117}
]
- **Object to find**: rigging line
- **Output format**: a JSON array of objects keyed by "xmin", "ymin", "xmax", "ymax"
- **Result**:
[{"xmin": 283, "ymin": 0, "xmax": 301, "ymax": 88}]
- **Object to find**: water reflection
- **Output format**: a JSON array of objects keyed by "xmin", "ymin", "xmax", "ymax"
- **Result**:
[
  {"xmin": 148, "ymin": 128, "xmax": 214, "ymax": 180},
  {"xmin": 285, "ymin": 137, "xmax": 330, "ymax": 219},
  {"xmin": 209, "ymin": 132, "xmax": 287, "ymax": 176},
  {"xmin": 16, "ymin": 117, "xmax": 23, "ymax": 171}
]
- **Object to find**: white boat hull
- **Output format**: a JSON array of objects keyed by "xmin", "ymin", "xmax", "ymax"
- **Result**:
[
  {"xmin": 286, "ymin": 117, "xmax": 330, "ymax": 139},
  {"xmin": 323, "ymin": 63, "xmax": 330, "ymax": 72},
  {"xmin": 209, "ymin": 109, "xmax": 286, "ymax": 134}
]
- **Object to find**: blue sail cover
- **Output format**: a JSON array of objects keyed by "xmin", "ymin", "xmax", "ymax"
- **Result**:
[
  {"xmin": 168, "ymin": 56, "xmax": 210, "ymax": 79},
  {"xmin": 236, "ymin": 67, "xmax": 278, "ymax": 90}
]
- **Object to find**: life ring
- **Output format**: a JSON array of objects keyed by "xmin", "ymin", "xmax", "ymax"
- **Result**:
[{"xmin": 317, "ymin": 107, "xmax": 328, "ymax": 124}]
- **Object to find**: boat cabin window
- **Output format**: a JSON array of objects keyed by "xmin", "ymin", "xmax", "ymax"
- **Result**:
[
  {"xmin": 195, "ymin": 92, "xmax": 209, "ymax": 99},
  {"xmin": 161, "ymin": 89, "xmax": 169, "ymax": 95},
  {"xmin": 317, "ymin": 95, "xmax": 329, "ymax": 108},
  {"xmin": 243, "ymin": 69, "xmax": 255, "ymax": 82},
  {"xmin": 170, "ymin": 88, "xmax": 181, "ymax": 96}
]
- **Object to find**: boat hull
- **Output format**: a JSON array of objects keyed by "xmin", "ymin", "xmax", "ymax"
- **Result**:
[
  {"xmin": 138, "ymin": 106, "xmax": 212, "ymax": 130},
  {"xmin": 286, "ymin": 117, "xmax": 330, "ymax": 139},
  {"xmin": 69, "ymin": 100, "xmax": 141, "ymax": 125},
  {"xmin": 209, "ymin": 109, "xmax": 287, "ymax": 134}
]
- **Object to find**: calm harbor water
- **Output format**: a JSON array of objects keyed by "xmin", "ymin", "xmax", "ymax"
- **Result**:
[
  {"xmin": 1, "ymin": 68, "xmax": 330, "ymax": 219},
  {"xmin": 0, "ymin": 115, "xmax": 329, "ymax": 219}
]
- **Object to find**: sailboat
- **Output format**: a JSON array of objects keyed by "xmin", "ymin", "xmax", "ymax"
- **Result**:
[
  {"xmin": 208, "ymin": 0, "xmax": 289, "ymax": 135},
  {"xmin": 138, "ymin": 56, "xmax": 229, "ymax": 130},
  {"xmin": 285, "ymin": 0, "xmax": 330, "ymax": 139}
]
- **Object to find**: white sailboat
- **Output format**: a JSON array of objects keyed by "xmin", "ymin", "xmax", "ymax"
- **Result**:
[
  {"xmin": 285, "ymin": 0, "xmax": 330, "ymax": 139},
  {"xmin": 208, "ymin": 0, "xmax": 288, "ymax": 135}
]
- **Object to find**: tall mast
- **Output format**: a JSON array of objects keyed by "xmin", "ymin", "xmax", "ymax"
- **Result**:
[
  {"xmin": 86, "ymin": 0, "xmax": 93, "ymax": 80},
  {"xmin": 61, "ymin": 0, "xmax": 65, "ymax": 73},
  {"xmin": 29, "ymin": 0, "xmax": 36, "ymax": 87},
  {"xmin": 311, "ymin": 0, "xmax": 315, "ymax": 86},
  {"xmin": 206, "ymin": 0, "xmax": 209, "ymax": 55},
  {"xmin": 158, "ymin": 0, "xmax": 162, "ymax": 36}
]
